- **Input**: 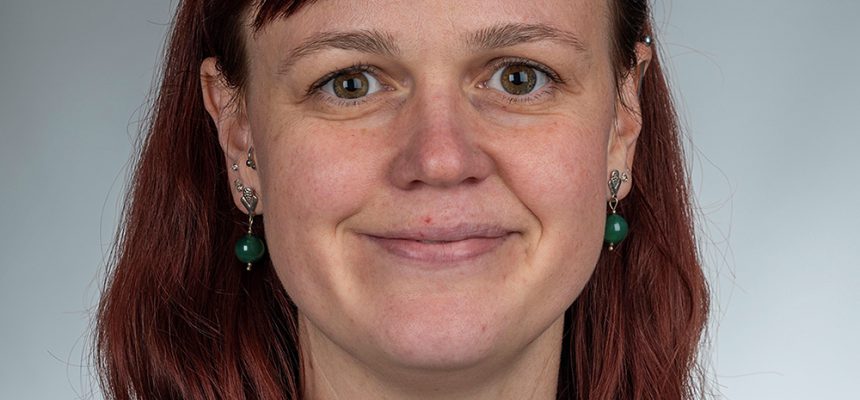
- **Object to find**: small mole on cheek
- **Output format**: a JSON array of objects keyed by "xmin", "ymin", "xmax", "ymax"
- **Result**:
[{"xmin": 423, "ymin": 216, "xmax": 433, "ymax": 224}]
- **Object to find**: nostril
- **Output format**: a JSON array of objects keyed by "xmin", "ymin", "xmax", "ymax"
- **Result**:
[
  {"xmin": 463, "ymin": 176, "xmax": 481, "ymax": 185},
  {"xmin": 408, "ymin": 175, "xmax": 481, "ymax": 189}
]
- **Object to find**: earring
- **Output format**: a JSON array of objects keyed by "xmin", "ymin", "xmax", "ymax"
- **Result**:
[
  {"xmin": 643, "ymin": 35, "xmax": 653, "ymax": 46},
  {"xmin": 245, "ymin": 147, "xmax": 257, "ymax": 170},
  {"xmin": 234, "ymin": 179, "xmax": 266, "ymax": 271},
  {"xmin": 231, "ymin": 162, "xmax": 239, "ymax": 171},
  {"xmin": 604, "ymin": 169, "xmax": 630, "ymax": 251}
]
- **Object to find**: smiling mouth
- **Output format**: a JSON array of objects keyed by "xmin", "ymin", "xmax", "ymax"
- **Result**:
[{"xmin": 362, "ymin": 224, "xmax": 515, "ymax": 265}]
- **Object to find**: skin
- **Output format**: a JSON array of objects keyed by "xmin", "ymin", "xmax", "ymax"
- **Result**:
[{"xmin": 201, "ymin": 0, "xmax": 650, "ymax": 398}]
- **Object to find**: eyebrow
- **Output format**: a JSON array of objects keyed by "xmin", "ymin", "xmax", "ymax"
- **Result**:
[
  {"xmin": 278, "ymin": 29, "xmax": 400, "ymax": 74},
  {"xmin": 466, "ymin": 23, "xmax": 588, "ymax": 53},
  {"xmin": 277, "ymin": 23, "xmax": 586, "ymax": 74}
]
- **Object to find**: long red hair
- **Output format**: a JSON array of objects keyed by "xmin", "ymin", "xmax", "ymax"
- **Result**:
[{"xmin": 95, "ymin": 1, "xmax": 709, "ymax": 399}]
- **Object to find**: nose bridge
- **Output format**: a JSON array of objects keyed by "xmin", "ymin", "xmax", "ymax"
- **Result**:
[
  {"xmin": 389, "ymin": 77, "xmax": 493, "ymax": 189},
  {"xmin": 415, "ymin": 81, "xmax": 466, "ymax": 146}
]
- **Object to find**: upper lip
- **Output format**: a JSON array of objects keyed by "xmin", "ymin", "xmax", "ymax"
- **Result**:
[{"xmin": 366, "ymin": 223, "xmax": 514, "ymax": 242}]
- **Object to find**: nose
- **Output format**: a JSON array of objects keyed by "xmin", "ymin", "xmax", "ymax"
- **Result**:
[{"xmin": 388, "ymin": 88, "xmax": 495, "ymax": 190}]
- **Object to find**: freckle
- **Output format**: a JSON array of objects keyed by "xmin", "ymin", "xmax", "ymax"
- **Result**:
[{"xmin": 423, "ymin": 216, "xmax": 432, "ymax": 224}]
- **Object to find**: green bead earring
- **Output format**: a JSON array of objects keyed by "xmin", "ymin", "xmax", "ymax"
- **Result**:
[
  {"xmin": 604, "ymin": 169, "xmax": 630, "ymax": 251},
  {"xmin": 234, "ymin": 179, "xmax": 266, "ymax": 271}
]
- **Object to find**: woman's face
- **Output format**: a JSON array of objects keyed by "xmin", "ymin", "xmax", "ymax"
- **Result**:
[{"xmin": 207, "ymin": 0, "xmax": 644, "ymax": 373}]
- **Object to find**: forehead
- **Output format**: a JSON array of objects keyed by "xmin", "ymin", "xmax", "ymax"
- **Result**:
[{"xmin": 249, "ymin": 0, "xmax": 611, "ymax": 54}]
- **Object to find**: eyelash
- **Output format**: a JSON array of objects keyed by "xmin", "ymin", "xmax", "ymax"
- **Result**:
[{"xmin": 305, "ymin": 57, "xmax": 564, "ymax": 107}]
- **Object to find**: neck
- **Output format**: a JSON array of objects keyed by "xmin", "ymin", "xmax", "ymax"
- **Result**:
[{"xmin": 299, "ymin": 315, "xmax": 565, "ymax": 400}]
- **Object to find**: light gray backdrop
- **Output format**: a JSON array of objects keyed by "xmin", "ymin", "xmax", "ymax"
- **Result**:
[{"xmin": 1, "ymin": 1, "xmax": 858, "ymax": 399}]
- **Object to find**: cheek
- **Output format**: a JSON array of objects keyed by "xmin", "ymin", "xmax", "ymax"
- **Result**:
[
  {"xmin": 259, "ymin": 124, "xmax": 381, "ymax": 223},
  {"xmin": 252, "ymin": 118, "xmax": 379, "ymax": 293},
  {"xmin": 494, "ymin": 116, "xmax": 610, "ymax": 306},
  {"xmin": 500, "ymin": 117, "xmax": 609, "ymax": 230}
]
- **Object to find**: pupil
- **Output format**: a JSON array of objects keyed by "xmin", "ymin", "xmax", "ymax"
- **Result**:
[
  {"xmin": 509, "ymin": 71, "xmax": 528, "ymax": 86},
  {"xmin": 343, "ymin": 78, "xmax": 363, "ymax": 92}
]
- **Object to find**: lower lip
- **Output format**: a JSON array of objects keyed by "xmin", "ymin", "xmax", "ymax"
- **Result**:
[{"xmin": 364, "ymin": 235, "xmax": 511, "ymax": 264}]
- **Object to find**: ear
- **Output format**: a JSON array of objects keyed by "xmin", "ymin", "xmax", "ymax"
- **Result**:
[
  {"xmin": 200, "ymin": 57, "xmax": 264, "ymax": 214},
  {"xmin": 607, "ymin": 42, "xmax": 652, "ymax": 201}
]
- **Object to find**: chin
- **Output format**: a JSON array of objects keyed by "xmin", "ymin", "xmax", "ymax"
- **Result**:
[{"xmin": 368, "ymin": 291, "xmax": 519, "ymax": 370}]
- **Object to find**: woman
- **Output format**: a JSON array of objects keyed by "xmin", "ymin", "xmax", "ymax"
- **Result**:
[{"xmin": 95, "ymin": 0, "xmax": 709, "ymax": 399}]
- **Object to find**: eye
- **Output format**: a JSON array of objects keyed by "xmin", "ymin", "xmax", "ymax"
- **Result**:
[
  {"xmin": 487, "ymin": 63, "xmax": 549, "ymax": 96},
  {"xmin": 320, "ymin": 70, "xmax": 384, "ymax": 99}
]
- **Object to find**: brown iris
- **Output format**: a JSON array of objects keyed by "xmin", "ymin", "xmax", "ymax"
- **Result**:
[
  {"xmin": 500, "ymin": 65, "xmax": 537, "ymax": 95},
  {"xmin": 332, "ymin": 72, "xmax": 369, "ymax": 99}
]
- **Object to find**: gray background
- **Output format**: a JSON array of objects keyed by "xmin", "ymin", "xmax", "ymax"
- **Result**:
[{"xmin": 1, "ymin": 1, "xmax": 858, "ymax": 398}]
